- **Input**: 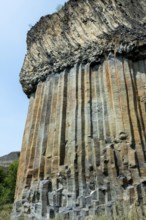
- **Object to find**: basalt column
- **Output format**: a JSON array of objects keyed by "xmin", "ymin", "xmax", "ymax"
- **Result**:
[{"xmin": 12, "ymin": 0, "xmax": 146, "ymax": 219}]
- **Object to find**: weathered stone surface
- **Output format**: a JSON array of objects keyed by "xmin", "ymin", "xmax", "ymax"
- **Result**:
[
  {"xmin": 12, "ymin": 0, "xmax": 146, "ymax": 219},
  {"xmin": 20, "ymin": 0, "xmax": 146, "ymax": 96}
]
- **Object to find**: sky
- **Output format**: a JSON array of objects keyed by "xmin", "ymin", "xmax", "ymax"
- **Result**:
[{"xmin": 0, "ymin": 0, "xmax": 67, "ymax": 156}]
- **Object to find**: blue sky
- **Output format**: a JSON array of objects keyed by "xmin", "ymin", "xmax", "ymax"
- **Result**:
[{"xmin": 0, "ymin": 0, "xmax": 67, "ymax": 156}]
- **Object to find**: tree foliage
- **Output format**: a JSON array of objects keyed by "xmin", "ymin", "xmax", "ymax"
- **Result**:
[
  {"xmin": 0, "ymin": 160, "xmax": 18, "ymax": 205},
  {"xmin": 56, "ymin": 4, "xmax": 63, "ymax": 12}
]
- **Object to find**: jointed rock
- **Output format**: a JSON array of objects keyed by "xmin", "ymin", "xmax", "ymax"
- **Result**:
[{"xmin": 12, "ymin": 0, "xmax": 146, "ymax": 219}]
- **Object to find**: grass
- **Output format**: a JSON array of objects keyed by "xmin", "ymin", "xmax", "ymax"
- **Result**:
[{"xmin": 0, "ymin": 204, "xmax": 12, "ymax": 220}]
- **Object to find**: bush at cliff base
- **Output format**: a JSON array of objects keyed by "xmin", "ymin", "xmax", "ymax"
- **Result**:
[{"xmin": 0, "ymin": 160, "xmax": 18, "ymax": 206}]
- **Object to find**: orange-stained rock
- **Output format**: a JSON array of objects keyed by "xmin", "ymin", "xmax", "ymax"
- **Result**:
[{"xmin": 12, "ymin": 0, "xmax": 146, "ymax": 219}]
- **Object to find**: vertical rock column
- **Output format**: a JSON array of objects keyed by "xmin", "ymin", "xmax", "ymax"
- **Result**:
[{"xmin": 13, "ymin": 56, "xmax": 146, "ymax": 219}]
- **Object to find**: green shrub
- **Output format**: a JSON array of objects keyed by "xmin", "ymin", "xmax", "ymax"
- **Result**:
[
  {"xmin": 0, "ymin": 160, "xmax": 18, "ymax": 206},
  {"xmin": 0, "ymin": 167, "xmax": 6, "ymax": 183},
  {"xmin": 0, "ymin": 204, "xmax": 12, "ymax": 220}
]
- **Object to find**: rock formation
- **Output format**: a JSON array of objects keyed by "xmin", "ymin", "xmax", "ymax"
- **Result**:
[
  {"xmin": 12, "ymin": 0, "xmax": 146, "ymax": 219},
  {"xmin": 0, "ymin": 152, "xmax": 20, "ymax": 168}
]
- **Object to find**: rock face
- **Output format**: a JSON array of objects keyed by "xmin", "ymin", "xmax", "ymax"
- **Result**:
[
  {"xmin": 12, "ymin": 0, "xmax": 146, "ymax": 219},
  {"xmin": 0, "ymin": 152, "xmax": 20, "ymax": 168}
]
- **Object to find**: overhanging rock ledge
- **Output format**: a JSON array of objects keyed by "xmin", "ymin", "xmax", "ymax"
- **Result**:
[
  {"xmin": 12, "ymin": 0, "xmax": 146, "ymax": 219},
  {"xmin": 20, "ymin": 0, "xmax": 146, "ymax": 96}
]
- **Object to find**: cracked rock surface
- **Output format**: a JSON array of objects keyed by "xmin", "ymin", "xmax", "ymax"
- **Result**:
[
  {"xmin": 12, "ymin": 0, "xmax": 146, "ymax": 219},
  {"xmin": 20, "ymin": 0, "xmax": 146, "ymax": 96}
]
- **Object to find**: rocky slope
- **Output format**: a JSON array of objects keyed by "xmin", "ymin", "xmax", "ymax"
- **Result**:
[
  {"xmin": 12, "ymin": 0, "xmax": 146, "ymax": 219},
  {"xmin": 0, "ymin": 152, "xmax": 20, "ymax": 168}
]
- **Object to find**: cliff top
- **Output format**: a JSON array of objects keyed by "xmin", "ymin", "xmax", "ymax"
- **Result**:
[{"xmin": 20, "ymin": 0, "xmax": 146, "ymax": 96}]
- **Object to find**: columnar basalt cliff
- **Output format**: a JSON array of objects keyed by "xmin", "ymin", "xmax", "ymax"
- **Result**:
[{"xmin": 12, "ymin": 0, "xmax": 146, "ymax": 219}]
